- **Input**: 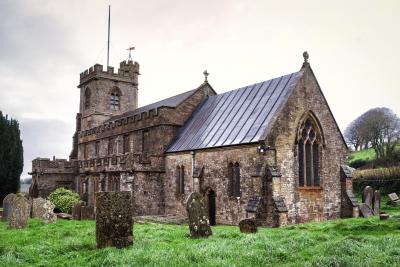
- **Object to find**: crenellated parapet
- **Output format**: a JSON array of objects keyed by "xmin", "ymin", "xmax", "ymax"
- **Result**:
[
  {"xmin": 79, "ymin": 108, "xmax": 160, "ymax": 138},
  {"xmin": 31, "ymin": 157, "xmax": 77, "ymax": 174},
  {"xmin": 79, "ymin": 60, "xmax": 140, "ymax": 87}
]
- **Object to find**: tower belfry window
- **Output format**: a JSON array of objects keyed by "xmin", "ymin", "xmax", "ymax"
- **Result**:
[
  {"xmin": 297, "ymin": 115, "xmax": 322, "ymax": 188},
  {"xmin": 110, "ymin": 92, "xmax": 119, "ymax": 110},
  {"xmin": 84, "ymin": 88, "xmax": 91, "ymax": 110}
]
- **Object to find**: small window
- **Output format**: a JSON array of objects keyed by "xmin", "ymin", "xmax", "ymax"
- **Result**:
[
  {"xmin": 84, "ymin": 88, "xmax": 91, "ymax": 110},
  {"xmin": 95, "ymin": 141, "xmax": 100, "ymax": 157},
  {"xmin": 123, "ymin": 134, "xmax": 130, "ymax": 154},
  {"xmin": 176, "ymin": 165, "xmax": 185, "ymax": 196},
  {"xmin": 108, "ymin": 138, "xmax": 114, "ymax": 155},
  {"xmin": 228, "ymin": 162, "xmax": 241, "ymax": 197},
  {"xmin": 83, "ymin": 143, "xmax": 88, "ymax": 159},
  {"xmin": 110, "ymin": 88, "xmax": 121, "ymax": 110}
]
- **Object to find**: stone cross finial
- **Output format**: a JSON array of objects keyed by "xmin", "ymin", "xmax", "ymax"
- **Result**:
[
  {"xmin": 303, "ymin": 51, "xmax": 309, "ymax": 63},
  {"xmin": 203, "ymin": 70, "xmax": 209, "ymax": 82}
]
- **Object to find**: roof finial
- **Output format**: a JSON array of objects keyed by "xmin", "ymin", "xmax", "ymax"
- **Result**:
[
  {"xmin": 303, "ymin": 51, "xmax": 309, "ymax": 63},
  {"xmin": 203, "ymin": 70, "xmax": 209, "ymax": 83}
]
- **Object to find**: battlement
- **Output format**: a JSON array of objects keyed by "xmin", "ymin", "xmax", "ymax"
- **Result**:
[
  {"xmin": 79, "ymin": 60, "xmax": 140, "ymax": 87},
  {"xmin": 32, "ymin": 157, "xmax": 75, "ymax": 170}
]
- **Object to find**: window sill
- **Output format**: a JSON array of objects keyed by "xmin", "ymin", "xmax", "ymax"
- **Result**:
[{"xmin": 299, "ymin": 187, "xmax": 322, "ymax": 192}]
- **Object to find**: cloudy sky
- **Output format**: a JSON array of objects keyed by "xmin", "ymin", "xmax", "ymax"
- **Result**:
[{"xmin": 0, "ymin": 0, "xmax": 399, "ymax": 179}]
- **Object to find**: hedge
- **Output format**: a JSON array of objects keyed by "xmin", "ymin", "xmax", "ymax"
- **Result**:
[{"xmin": 353, "ymin": 167, "xmax": 400, "ymax": 195}]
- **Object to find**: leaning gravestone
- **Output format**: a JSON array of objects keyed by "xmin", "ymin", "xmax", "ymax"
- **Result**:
[
  {"xmin": 186, "ymin": 192, "xmax": 212, "ymax": 238},
  {"xmin": 363, "ymin": 186, "xmax": 374, "ymax": 208},
  {"xmin": 2, "ymin": 193, "xmax": 17, "ymax": 221},
  {"xmin": 388, "ymin": 193, "xmax": 400, "ymax": 206},
  {"xmin": 96, "ymin": 191, "xmax": 133, "ymax": 249},
  {"xmin": 8, "ymin": 195, "xmax": 30, "ymax": 229},
  {"xmin": 373, "ymin": 190, "xmax": 381, "ymax": 215},
  {"xmin": 31, "ymin": 197, "xmax": 57, "ymax": 224},
  {"xmin": 72, "ymin": 201, "xmax": 85, "ymax": 220},
  {"xmin": 359, "ymin": 203, "xmax": 374, "ymax": 218},
  {"xmin": 239, "ymin": 218, "xmax": 257, "ymax": 233}
]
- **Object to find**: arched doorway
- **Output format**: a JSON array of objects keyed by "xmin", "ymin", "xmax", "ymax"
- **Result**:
[{"xmin": 208, "ymin": 190, "xmax": 216, "ymax": 226}]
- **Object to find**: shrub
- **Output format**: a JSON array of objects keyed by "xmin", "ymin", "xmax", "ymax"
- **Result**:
[
  {"xmin": 353, "ymin": 167, "xmax": 400, "ymax": 194},
  {"xmin": 349, "ymin": 159, "xmax": 368, "ymax": 169},
  {"xmin": 48, "ymin": 188, "xmax": 80, "ymax": 214}
]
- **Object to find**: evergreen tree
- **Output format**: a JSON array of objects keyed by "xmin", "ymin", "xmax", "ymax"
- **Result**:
[{"xmin": 0, "ymin": 111, "xmax": 23, "ymax": 203}]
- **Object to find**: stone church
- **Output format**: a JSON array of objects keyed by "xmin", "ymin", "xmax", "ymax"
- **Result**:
[{"xmin": 30, "ymin": 52, "xmax": 358, "ymax": 226}]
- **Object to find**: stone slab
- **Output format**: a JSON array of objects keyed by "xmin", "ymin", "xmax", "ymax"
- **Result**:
[
  {"xmin": 81, "ymin": 206, "xmax": 95, "ymax": 220},
  {"xmin": 8, "ymin": 195, "xmax": 30, "ymax": 229},
  {"xmin": 362, "ymin": 186, "xmax": 374, "ymax": 208},
  {"xmin": 96, "ymin": 191, "xmax": 133, "ymax": 249},
  {"xmin": 239, "ymin": 218, "xmax": 257, "ymax": 233},
  {"xmin": 2, "ymin": 193, "xmax": 17, "ymax": 221},
  {"xmin": 31, "ymin": 197, "xmax": 57, "ymax": 224},
  {"xmin": 186, "ymin": 192, "xmax": 212, "ymax": 238},
  {"xmin": 245, "ymin": 196, "xmax": 262, "ymax": 213},
  {"xmin": 373, "ymin": 190, "xmax": 381, "ymax": 215}
]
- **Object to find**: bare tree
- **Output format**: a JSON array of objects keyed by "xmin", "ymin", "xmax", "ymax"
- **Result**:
[{"xmin": 346, "ymin": 107, "xmax": 400, "ymax": 160}]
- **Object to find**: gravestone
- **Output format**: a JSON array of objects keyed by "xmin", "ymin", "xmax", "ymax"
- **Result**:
[
  {"xmin": 373, "ymin": 190, "xmax": 381, "ymax": 215},
  {"xmin": 8, "ymin": 195, "xmax": 30, "ymax": 229},
  {"xmin": 2, "ymin": 193, "xmax": 17, "ymax": 221},
  {"xmin": 388, "ymin": 193, "xmax": 400, "ymax": 206},
  {"xmin": 245, "ymin": 196, "xmax": 262, "ymax": 213},
  {"xmin": 359, "ymin": 203, "xmax": 374, "ymax": 218},
  {"xmin": 239, "ymin": 218, "xmax": 257, "ymax": 233},
  {"xmin": 81, "ymin": 206, "xmax": 95, "ymax": 220},
  {"xmin": 380, "ymin": 213, "xmax": 389, "ymax": 220},
  {"xmin": 31, "ymin": 197, "xmax": 57, "ymax": 224},
  {"xmin": 186, "ymin": 192, "xmax": 212, "ymax": 238},
  {"xmin": 363, "ymin": 186, "xmax": 374, "ymax": 208},
  {"xmin": 72, "ymin": 201, "xmax": 85, "ymax": 220},
  {"xmin": 96, "ymin": 191, "xmax": 133, "ymax": 249}
]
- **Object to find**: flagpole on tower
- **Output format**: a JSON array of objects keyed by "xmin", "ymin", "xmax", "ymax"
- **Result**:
[{"xmin": 107, "ymin": 5, "xmax": 111, "ymax": 67}]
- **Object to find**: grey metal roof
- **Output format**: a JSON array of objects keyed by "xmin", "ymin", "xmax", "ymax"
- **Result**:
[
  {"xmin": 106, "ymin": 88, "xmax": 198, "ymax": 122},
  {"xmin": 167, "ymin": 71, "xmax": 302, "ymax": 152}
]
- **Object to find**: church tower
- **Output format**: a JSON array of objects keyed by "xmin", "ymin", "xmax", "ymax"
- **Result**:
[{"xmin": 77, "ymin": 60, "xmax": 140, "ymax": 131}]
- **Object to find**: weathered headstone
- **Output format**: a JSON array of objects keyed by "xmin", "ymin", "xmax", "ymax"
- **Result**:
[
  {"xmin": 81, "ymin": 206, "xmax": 95, "ymax": 220},
  {"xmin": 72, "ymin": 201, "xmax": 85, "ymax": 220},
  {"xmin": 31, "ymin": 197, "xmax": 57, "ymax": 224},
  {"xmin": 186, "ymin": 192, "xmax": 212, "ymax": 238},
  {"xmin": 96, "ymin": 191, "xmax": 133, "ymax": 249},
  {"xmin": 8, "ymin": 195, "xmax": 30, "ymax": 229},
  {"xmin": 359, "ymin": 203, "xmax": 374, "ymax": 218},
  {"xmin": 362, "ymin": 186, "xmax": 374, "ymax": 208},
  {"xmin": 239, "ymin": 218, "xmax": 257, "ymax": 233},
  {"xmin": 373, "ymin": 190, "xmax": 381, "ymax": 215},
  {"xmin": 57, "ymin": 213, "xmax": 72, "ymax": 220},
  {"xmin": 388, "ymin": 193, "xmax": 400, "ymax": 206},
  {"xmin": 2, "ymin": 193, "xmax": 17, "ymax": 221}
]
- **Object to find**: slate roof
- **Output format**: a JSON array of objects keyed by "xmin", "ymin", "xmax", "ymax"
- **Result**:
[
  {"xmin": 106, "ymin": 88, "xmax": 198, "ymax": 122},
  {"xmin": 167, "ymin": 71, "xmax": 302, "ymax": 152}
]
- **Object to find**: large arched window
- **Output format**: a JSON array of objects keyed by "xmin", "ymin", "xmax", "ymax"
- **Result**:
[
  {"xmin": 228, "ymin": 162, "xmax": 241, "ymax": 197},
  {"xmin": 297, "ymin": 114, "xmax": 323, "ymax": 188},
  {"xmin": 110, "ymin": 88, "xmax": 121, "ymax": 110},
  {"xmin": 84, "ymin": 88, "xmax": 91, "ymax": 110}
]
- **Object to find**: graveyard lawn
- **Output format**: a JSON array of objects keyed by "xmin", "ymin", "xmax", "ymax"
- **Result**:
[{"xmin": 1, "ymin": 206, "xmax": 400, "ymax": 267}]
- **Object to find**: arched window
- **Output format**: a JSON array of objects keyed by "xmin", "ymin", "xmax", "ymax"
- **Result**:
[
  {"xmin": 176, "ymin": 165, "xmax": 185, "ymax": 195},
  {"xmin": 84, "ymin": 88, "xmax": 91, "ymax": 110},
  {"xmin": 297, "ymin": 115, "xmax": 322, "ymax": 188},
  {"xmin": 110, "ymin": 88, "xmax": 121, "ymax": 110},
  {"xmin": 228, "ymin": 162, "xmax": 241, "ymax": 197}
]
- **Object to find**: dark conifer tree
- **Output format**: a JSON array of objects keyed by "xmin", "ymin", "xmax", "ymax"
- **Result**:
[{"xmin": 0, "ymin": 111, "xmax": 23, "ymax": 203}]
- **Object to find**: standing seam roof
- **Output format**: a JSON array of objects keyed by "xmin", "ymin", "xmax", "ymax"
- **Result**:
[{"xmin": 167, "ymin": 71, "xmax": 302, "ymax": 152}]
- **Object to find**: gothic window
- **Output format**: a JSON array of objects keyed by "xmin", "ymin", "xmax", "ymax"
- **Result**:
[
  {"xmin": 297, "ymin": 116, "xmax": 322, "ymax": 188},
  {"xmin": 84, "ymin": 88, "xmax": 91, "ymax": 110},
  {"xmin": 123, "ymin": 134, "xmax": 130, "ymax": 154},
  {"xmin": 110, "ymin": 88, "xmax": 121, "ymax": 110},
  {"xmin": 176, "ymin": 165, "xmax": 185, "ymax": 195},
  {"xmin": 83, "ymin": 143, "xmax": 88, "ymax": 159},
  {"xmin": 228, "ymin": 162, "xmax": 241, "ymax": 197}
]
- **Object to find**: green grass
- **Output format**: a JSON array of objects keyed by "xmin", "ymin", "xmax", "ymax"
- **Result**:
[
  {"xmin": 1, "ymin": 205, "xmax": 400, "ymax": 267},
  {"xmin": 348, "ymin": 148, "xmax": 376, "ymax": 164}
]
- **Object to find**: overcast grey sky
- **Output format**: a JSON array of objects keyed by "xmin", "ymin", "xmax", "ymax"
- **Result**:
[{"xmin": 0, "ymin": 0, "xmax": 399, "ymax": 179}]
